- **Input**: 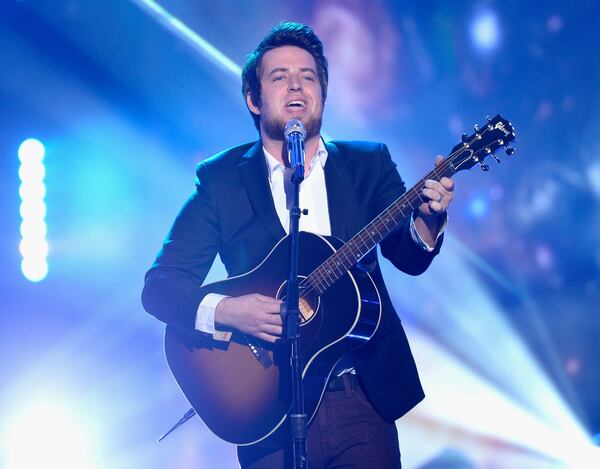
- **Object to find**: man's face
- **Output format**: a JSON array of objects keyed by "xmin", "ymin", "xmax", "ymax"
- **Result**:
[{"xmin": 247, "ymin": 45, "xmax": 324, "ymax": 141}]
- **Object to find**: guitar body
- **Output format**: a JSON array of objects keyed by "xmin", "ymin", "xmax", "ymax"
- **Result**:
[{"xmin": 164, "ymin": 231, "xmax": 382, "ymax": 446}]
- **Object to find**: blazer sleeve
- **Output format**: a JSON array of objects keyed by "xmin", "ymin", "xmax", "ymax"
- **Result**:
[
  {"xmin": 141, "ymin": 161, "xmax": 221, "ymax": 329},
  {"xmin": 374, "ymin": 143, "xmax": 442, "ymax": 275}
]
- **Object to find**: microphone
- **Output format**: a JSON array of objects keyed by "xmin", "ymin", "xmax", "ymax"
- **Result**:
[{"xmin": 284, "ymin": 119, "xmax": 306, "ymax": 183}]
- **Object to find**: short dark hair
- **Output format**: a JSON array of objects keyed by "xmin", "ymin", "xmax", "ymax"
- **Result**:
[{"xmin": 241, "ymin": 22, "xmax": 329, "ymax": 130}]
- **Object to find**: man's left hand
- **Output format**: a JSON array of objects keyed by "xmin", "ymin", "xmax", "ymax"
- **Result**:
[
  {"xmin": 418, "ymin": 155, "xmax": 454, "ymax": 217},
  {"xmin": 413, "ymin": 155, "xmax": 454, "ymax": 246}
]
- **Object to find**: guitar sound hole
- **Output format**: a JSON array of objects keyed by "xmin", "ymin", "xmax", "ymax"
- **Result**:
[
  {"xmin": 276, "ymin": 277, "xmax": 320, "ymax": 325},
  {"xmin": 298, "ymin": 297, "xmax": 316, "ymax": 323}
]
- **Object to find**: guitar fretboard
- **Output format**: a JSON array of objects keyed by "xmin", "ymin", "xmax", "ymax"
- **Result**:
[
  {"xmin": 300, "ymin": 114, "xmax": 515, "ymax": 296},
  {"xmin": 304, "ymin": 161, "xmax": 457, "ymax": 295}
]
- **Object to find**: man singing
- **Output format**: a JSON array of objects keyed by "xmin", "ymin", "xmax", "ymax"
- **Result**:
[{"xmin": 142, "ymin": 21, "xmax": 454, "ymax": 468}]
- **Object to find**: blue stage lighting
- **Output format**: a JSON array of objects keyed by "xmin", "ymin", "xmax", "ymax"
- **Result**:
[
  {"xmin": 18, "ymin": 180, "xmax": 47, "ymax": 201},
  {"xmin": 470, "ymin": 10, "xmax": 501, "ymax": 53},
  {"xmin": 588, "ymin": 161, "xmax": 600, "ymax": 197},
  {"xmin": 19, "ymin": 237, "xmax": 49, "ymax": 259},
  {"xmin": 20, "ymin": 257, "xmax": 49, "ymax": 283},
  {"xmin": 3, "ymin": 401, "xmax": 96, "ymax": 468},
  {"xmin": 132, "ymin": 0, "xmax": 241, "ymax": 75},
  {"xmin": 468, "ymin": 196, "xmax": 488, "ymax": 218},
  {"xmin": 18, "ymin": 138, "xmax": 48, "ymax": 282},
  {"xmin": 18, "ymin": 138, "xmax": 45, "ymax": 162},
  {"xmin": 19, "ymin": 199, "xmax": 47, "ymax": 220},
  {"xmin": 20, "ymin": 218, "xmax": 48, "ymax": 239},
  {"xmin": 18, "ymin": 160, "xmax": 46, "ymax": 182}
]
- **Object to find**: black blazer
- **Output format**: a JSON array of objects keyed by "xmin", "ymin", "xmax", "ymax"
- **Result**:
[{"xmin": 142, "ymin": 139, "xmax": 442, "ymax": 422}]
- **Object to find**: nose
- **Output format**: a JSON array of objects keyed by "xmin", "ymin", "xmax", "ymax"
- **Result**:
[{"xmin": 288, "ymin": 75, "xmax": 302, "ymax": 92}]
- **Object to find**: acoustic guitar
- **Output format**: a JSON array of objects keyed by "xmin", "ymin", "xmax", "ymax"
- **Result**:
[{"xmin": 164, "ymin": 115, "xmax": 516, "ymax": 446}]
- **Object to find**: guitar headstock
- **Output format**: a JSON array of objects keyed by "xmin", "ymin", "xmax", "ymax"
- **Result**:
[{"xmin": 448, "ymin": 115, "xmax": 516, "ymax": 173}]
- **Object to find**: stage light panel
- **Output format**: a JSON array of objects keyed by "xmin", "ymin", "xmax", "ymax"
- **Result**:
[{"xmin": 18, "ymin": 138, "xmax": 48, "ymax": 282}]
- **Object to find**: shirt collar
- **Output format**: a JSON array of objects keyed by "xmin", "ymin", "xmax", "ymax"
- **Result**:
[{"xmin": 263, "ymin": 138, "xmax": 328, "ymax": 181}]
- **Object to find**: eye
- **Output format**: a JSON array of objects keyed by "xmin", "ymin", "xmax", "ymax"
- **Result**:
[
  {"xmin": 272, "ymin": 75, "xmax": 285, "ymax": 82},
  {"xmin": 301, "ymin": 75, "xmax": 315, "ymax": 81}
]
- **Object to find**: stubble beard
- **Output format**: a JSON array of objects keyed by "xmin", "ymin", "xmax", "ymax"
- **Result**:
[{"xmin": 261, "ymin": 112, "xmax": 323, "ymax": 143}]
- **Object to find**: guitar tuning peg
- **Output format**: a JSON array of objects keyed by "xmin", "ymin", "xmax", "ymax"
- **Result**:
[
  {"xmin": 461, "ymin": 133, "xmax": 469, "ymax": 143},
  {"xmin": 505, "ymin": 146, "xmax": 516, "ymax": 155},
  {"xmin": 492, "ymin": 153, "xmax": 500, "ymax": 163},
  {"xmin": 479, "ymin": 162, "xmax": 489, "ymax": 171},
  {"xmin": 486, "ymin": 115, "xmax": 491, "ymax": 121},
  {"xmin": 474, "ymin": 124, "xmax": 480, "ymax": 132}
]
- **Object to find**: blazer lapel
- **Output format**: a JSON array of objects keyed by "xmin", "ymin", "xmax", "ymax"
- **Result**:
[
  {"xmin": 324, "ymin": 142, "xmax": 361, "ymax": 241},
  {"xmin": 238, "ymin": 141, "xmax": 287, "ymax": 241}
]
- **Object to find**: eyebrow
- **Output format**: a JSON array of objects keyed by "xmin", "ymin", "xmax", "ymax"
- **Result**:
[{"xmin": 267, "ymin": 67, "xmax": 318, "ymax": 77}]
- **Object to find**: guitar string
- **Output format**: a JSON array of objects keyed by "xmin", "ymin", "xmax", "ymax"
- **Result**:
[
  {"xmin": 288, "ymin": 124, "xmax": 512, "ymax": 302},
  {"xmin": 305, "ymin": 163, "xmax": 449, "ymax": 292},
  {"xmin": 298, "ymin": 126, "xmax": 505, "ymax": 299},
  {"xmin": 302, "ymin": 169, "xmax": 447, "ymax": 296}
]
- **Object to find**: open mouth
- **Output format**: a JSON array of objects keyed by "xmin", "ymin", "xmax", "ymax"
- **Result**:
[{"xmin": 286, "ymin": 100, "xmax": 306, "ymax": 109}]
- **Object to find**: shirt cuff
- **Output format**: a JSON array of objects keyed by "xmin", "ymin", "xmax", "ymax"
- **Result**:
[
  {"xmin": 196, "ymin": 293, "xmax": 232, "ymax": 342},
  {"xmin": 410, "ymin": 214, "xmax": 448, "ymax": 252}
]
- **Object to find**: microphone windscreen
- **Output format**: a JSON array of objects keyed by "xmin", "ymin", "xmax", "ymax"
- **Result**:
[{"xmin": 284, "ymin": 119, "xmax": 306, "ymax": 140}]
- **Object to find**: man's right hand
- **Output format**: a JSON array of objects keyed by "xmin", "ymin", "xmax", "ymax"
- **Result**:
[{"xmin": 214, "ymin": 293, "xmax": 283, "ymax": 343}]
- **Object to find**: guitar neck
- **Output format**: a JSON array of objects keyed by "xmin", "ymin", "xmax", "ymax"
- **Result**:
[
  {"xmin": 304, "ymin": 114, "xmax": 516, "ymax": 295},
  {"xmin": 306, "ymin": 160, "xmax": 457, "ymax": 295}
]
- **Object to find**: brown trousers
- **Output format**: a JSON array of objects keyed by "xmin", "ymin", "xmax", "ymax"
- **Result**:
[{"xmin": 238, "ymin": 375, "xmax": 402, "ymax": 469}]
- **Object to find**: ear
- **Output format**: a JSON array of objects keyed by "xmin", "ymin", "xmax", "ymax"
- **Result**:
[{"xmin": 245, "ymin": 92, "xmax": 261, "ymax": 115}]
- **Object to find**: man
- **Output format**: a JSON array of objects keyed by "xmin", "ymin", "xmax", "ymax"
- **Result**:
[{"xmin": 142, "ymin": 22, "xmax": 454, "ymax": 468}]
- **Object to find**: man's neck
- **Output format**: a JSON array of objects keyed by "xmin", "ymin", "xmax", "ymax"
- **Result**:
[{"xmin": 261, "ymin": 132, "xmax": 321, "ymax": 171}]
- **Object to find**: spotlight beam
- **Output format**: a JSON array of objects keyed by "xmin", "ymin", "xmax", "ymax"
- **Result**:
[
  {"xmin": 407, "ymin": 327, "xmax": 599, "ymax": 466},
  {"xmin": 383, "ymin": 235, "xmax": 596, "ymax": 465},
  {"xmin": 447, "ymin": 234, "xmax": 587, "ymax": 417},
  {"xmin": 130, "ymin": 0, "xmax": 241, "ymax": 76}
]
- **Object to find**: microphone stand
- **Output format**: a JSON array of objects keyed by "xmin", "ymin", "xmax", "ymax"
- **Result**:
[{"xmin": 283, "ymin": 120, "xmax": 308, "ymax": 469}]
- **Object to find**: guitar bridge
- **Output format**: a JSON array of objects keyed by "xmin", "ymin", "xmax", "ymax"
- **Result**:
[{"xmin": 244, "ymin": 335, "xmax": 273, "ymax": 369}]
